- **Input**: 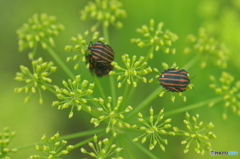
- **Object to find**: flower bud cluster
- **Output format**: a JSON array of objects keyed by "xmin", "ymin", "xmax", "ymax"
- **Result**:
[
  {"xmin": 14, "ymin": 57, "xmax": 56, "ymax": 104},
  {"xmin": 29, "ymin": 132, "xmax": 73, "ymax": 159}
]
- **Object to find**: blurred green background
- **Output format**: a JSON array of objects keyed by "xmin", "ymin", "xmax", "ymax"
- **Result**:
[{"xmin": 1, "ymin": 0, "xmax": 240, "ymax": 158}]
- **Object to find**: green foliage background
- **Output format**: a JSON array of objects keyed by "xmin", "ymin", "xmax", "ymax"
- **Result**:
[{"xmin": 0, "ymin": 0, "xmax": 240, "ymax": 158}]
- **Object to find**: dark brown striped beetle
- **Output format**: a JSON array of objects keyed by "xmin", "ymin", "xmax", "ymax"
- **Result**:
[
  {"xmin": 159, "ymin": 68, "xmax": 190, "ymax": 92},
  {"xmin": 86, "ymin": 41, "xmax": 114, "ymax": 65},
  {"xmin": 86, "ymin": 41, "xmax": 114, "ymax": 77},
  {"xmin": 89, "ymin": 62, "xmax": 113, "ymax": 77}
]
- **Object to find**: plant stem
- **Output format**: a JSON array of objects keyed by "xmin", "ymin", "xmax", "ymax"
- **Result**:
[
  {"xmin": 123, "ymin": 81, "xmax": 129, "ymax": 99},
  {"xmin": 109, "ymin": 75, "xmax": 117, "ymax": 104},
  {"xmin": 46, "ymin": 84, "xmax": 57, "ymax": 94},
  {"xmin": 59, "ymin": 128, "xmax": 105, "ymax": 140},
  {"xmin": 126, "ymin": 134, "xmax": 159, "ymax": 159},
  {"xmin": 30, "ymin": 43, "xmax": 38, "ymax": 58},
  {"xmin": 165, "ymin": 97, "xmax": 222, "ymax": 117},
  {"xmin": 182, "ymin": 54, "xmax": 201, "ymax": 70},
  {"xmin": 119, "ymin": 134, "xmax": 136, "ymax": 159},
  {"xmin": 102, "ymin": 24, "xmax": 117, "ymax": 105},
  {"xmin": 46, "ymin": 46, "xmax": 75, "ymax": 79},
  {"xmin": 103, "ymin": 24, "xmax": 110, "ymax": 45},
  {"xmin": 15, "ymin": 128, "xmax": 105, "ymax": 150},
  {"xmin": 120, "ymin": 82, "xmax": 130, "ymax": 110},
  {"xmin": 144, "ymin": 46, "xmax": 154, "ymax": 62},
  {"xmin": 71, "ymin": 132, "xmax": 105, "ymax": 150},
  {"xmin": 126, "ymin": 87, "xmax": 162, "ymax": 120},
  {"xmin": 116, "ymin": 135, "xmax": 123, "ymax": 158},
  {"xmin": 93, "ymin": 75, "xmax": 107, "ymax": 101}
]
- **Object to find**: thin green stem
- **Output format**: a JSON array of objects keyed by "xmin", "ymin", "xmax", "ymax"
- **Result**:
[
  {"xmin": 71, "ymin": 132, "xmax": 105, "ymax": 150},
  {"xmin": 46, "ymin": 85, "xmax": 57, "ymax": 94},
  {"xmin": 124, "ymin": 86, "xmax": 135, "ymax": 108},
  {"xmin": 116, "ymin": 134, "xmax": 123, "ymax": 158},
  {"xmin": 15, "ymin": 128, "xmax": 105, "ymax": 150},
  {"xmin": 30, "ymin": 42, "xmax": 38, "ymax": 58},
  {"xmin": 109, "ymin": 75, "xmax": 117, "ymax": 105},
  {"xmin": 144, "ymin": 46, "xmax": 154, "ymax": 63},
  {"xmin": 126, "ymin": 87, "xmax": 162, "ymax": 120},
  {"xmin": 165, "ymin": 97, "xmax": 222, "ymax": 117},
  {"xmin": 81, "ymin": 101, "xmax": 100, "ymax": 117},
  {"xmin": 120, "ymin": 83, "xmax": 130, "ymax": 110},
  {"xmin": 103, "ymin": 25, "xmax": 110, "ymax": 45},
  {"xmin": 93, "ymin": 75, "xmax": 107, "ymax": 101},
  {"xmin": 105, "ymin": 135, "xmax": 115, "ymax": 157},
  {"xmin": 59, "ymin": 128, "xmax": 105, "ymax": 140},
  {"xmin": 182, "ymin": 54, "xmax": 201, "ymax": 70},
  {"xmin": 102, "ymin": 24, "xmax": 117, "ymax": 105},
  {"xmin": 126, "ymin": 134, "xmax": 159, "ymax": 159},
  {"xmin": 119, "ymin": 134, "xmax": 135, "ymax": 159},
  {"xmin": 123, "ymin": 82, "xmax": 129, "ymax": 100},
  {"xmin": 46, "ymin": 46, "xmax": 75, "ymax": 79}
]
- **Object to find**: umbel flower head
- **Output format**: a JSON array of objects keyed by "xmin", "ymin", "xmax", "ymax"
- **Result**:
[
  {"xmin": 81, "ymin": 135, "xmax": 123, "ymax": 159},
  {"xmin": 52, "ymin": 75, "xmax": 95, "ymax": 118},
  {"xmin": 184, "ymin": 28, "xmax": 229, "ymax": 68},
  {"xmin": 110, "ymin": 54, "xmax": 152, "ymax": 87},
  {"xmin": 80, "ymin": 0, "xmax": 126, "ymax": 28},
  {"xmin": 65, "ymin": 30, "xmax": 104, "ymax": 70},
  {"xmin": 209, "ymin": 71, "xmax": 240, "ymax": 119},
  {"xmin": 0, "ymin": 127, "xmax": 17, "ymax": 159},
  {"xmin": 90, "ymin": 96, "xmax": 132, "ymax": 137},
  {"xmin": 173, "ymin": 112, "xmax": 216, "ymax": 155},
  {"xmin": 131, "ymin": 19, "xmax": 178, "ymax": 58},
  {"xmin": 14, "ymin": 57, "xmax": 56, "ymax": 104},
  {"xmin": 28, "ymin": 132, "xmax": 73, "ymax": 159},
  {"xmin": 132, "ymin": 108, "xmax": 171, "ymax": 151},
  {"xmin": 16, "ymin": 13, "xmax": 64, "ymax": 59}
]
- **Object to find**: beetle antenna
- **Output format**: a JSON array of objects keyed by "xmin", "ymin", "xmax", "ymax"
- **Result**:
[
  {"xmin": 191, "ymin": 84, "xmax": 197, "ymax": 94},
  {"xmin": 189, "ymin": 75, "xmax": 197, "ymax": 94},
  {"xmin": 190, "ymin": 75, "xmax": 197, "ymax": 80}
]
